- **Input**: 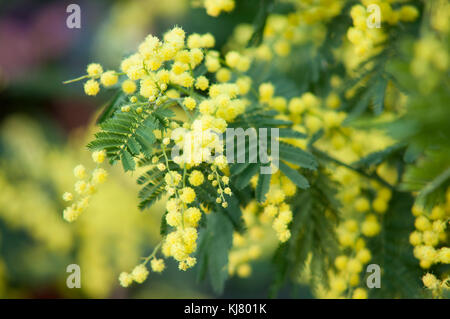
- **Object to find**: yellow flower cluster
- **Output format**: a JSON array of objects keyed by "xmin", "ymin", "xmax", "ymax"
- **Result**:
[
  {"xmin": 422, "ymin": 272, "xmax": 449, "ymax": 297},
  {"xmin": 62, "ymin": 150, "xmax": 108, "ymax": 222},
  {"xmin": 119, "ymin": 264, "xmax": 149, "ymax": 286},
  {"xmin": 269, "ymin": 75, "xmax": 397, "ymax": 298},
  {"xmin": 157, "ymin": 154, "xmax": 232, "ymax": 271},
  {"xmin": 228, "ymin": 201, "xmax": 277, "ymax": 278},
  {"xmin": 0, "ymin": 116, "xmax": 164, "ymax": 297},
  {"xmin": 223, "ymin": 0, "xmax": 344, "ymax": 64},
  {"xmin": 291, "ymin": 0, "xmax": 344, "ymax": 25},
  {"xmin": 68, "ymin": 26, "xmax": 257, "ymax": 280},
  {"xmin": 410, "ymin": 34, "xmax": 449, "ymax": 92},
  {"xmin": 118, "ymin": 256, "xmax": 166, "ymax": 287},
  {"xmin": 0, "ymin": 172, "xmax": 73, "ymax": 252},
  {"xmin": 81, "ymin": 63, "xmax": 119, "ymax": 96},
  {"xmin": 410, "ymin": 190, "xmax": 450, "ymax": 270},
  {"xmin": 429, "ymin": 0, "xmax": 450, "ymax": 34},
  {"xmin": 254, "ymin": 172, "xmax": 296, "ymax": 243},
  {"xmin": 203, "ymin": 0, "xmax": 235, "ymax": 17},
  {"xmin": 347, "ymin": 2, "xmax": 419, "ymax": 60},
  {"xmin": 170, "ymin": 116, "xmax": 226, "ymax": 166}
]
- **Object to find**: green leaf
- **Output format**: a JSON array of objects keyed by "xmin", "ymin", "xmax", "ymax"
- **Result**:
[
  {"xmin": 248, "ymin": 0, "xmax": 275, "ymax": 47},
  {"xmin": 373, "ymin": 78, "xmax": 388, "ymax": 115},
  {"xmin": 120, "ymin": 150, "xmax": 135, "ymax": 172},
  {"xmin": 137, "ymin": 168, "xmax": 165, "ymax": 185},
  {"xmin": 256, "ymin": 172, "xmax": 271, "ymax": 203},
  {"xmin": 221, "ymin": 193, "xmax": 245, "ymax": 233},
  {"xmin": 127, "ymin": 137, "xmax": 141, "ymax": 155},
  {"xmin": 367, "ymin": 192, "xmax": 424, "ymax": 298},
  {"xmin": 135, "ymin": 127, "xmax": 156, "ymax": 157},
  {"xmin": 278, "ymin": 128, "xmax": 307, "ymax": 139},
  {"xmin": 278, "ymin": 161, "xmax": 309, "ymax": 189},
  {"xmin": 138, "ymin": 180, "xmax": 165, "ymax": 210},
  {"xmin": 352, "ymin": 143, "xmax": 406, "ymax": 168},
  {"xmin": 88, "ymin": 107, "xmax": 158, "ymax": 164},
  {"xmin": 270, "ymin": 169, "xmax": 340, "ymax": 297},
  {"xmin": 160, "ymin": 211, "xmax": 169, "ymax": 236},
  {"xmin": 278, "ymin": 142, "xmax": 317, "ymax": 170},
  {"xmin": 230, "ymin": 162, "xmax": 251, "ymax": 176},
  {"xmin": 96, "ymin": 91, "xmax": 127, "ymax": 124},
  {"xmin": 196, "ymin": 211, "xmax": 233, "ymax": 294},
  {"xmin": 235, "ymin": 163, "xmax": 259, "ymax": 190}
]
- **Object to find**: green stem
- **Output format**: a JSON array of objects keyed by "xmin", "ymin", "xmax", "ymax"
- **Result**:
[
  {"xmin": 63, "ymin": 75, "xmax": 90, "ymax": 84},
  {"xmin": 142, "ymin": 242, "xmax": 162, "ymax": 265}
]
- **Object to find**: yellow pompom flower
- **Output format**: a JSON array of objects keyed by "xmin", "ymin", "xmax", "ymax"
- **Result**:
[
  {"xmin": 92, "ymin": 150, "xmax": 106, "ymax": 163},
  {"xmin": 86, "ymin": 63, "xmax": 103, "ymax": 76},
  {"xmin": 189, "ymin": 170, "xmax": 204, "ymax": 186},
  {"xmin": 430, "ymin": 206, "xmax": 445, "ymax": 220},
  {"xmin": 187, "ymin": 33, "xmax": 202, "ymax": 49},
  {"xmin": 288, "ymin": 97, "xmax": 306, "ymax": 114},
  {"xmin": 63, "ymin": 206, "xmax": 80, "ymax": 222},
  {"xmin": 131, "ymin": 264, "xmax": 149, "ymax": 284},
  {"xmin": 237, "ymin": 263, "xmax": 252, "ymax": 278},
  {"xmin": 119, "ymin": 272, "xmax": 133, "ymax": 287},
  {"xmin": 259, "ymin": 83, "xmax": 274, "ymax": 103},
  {"xmin": 349, "ymin": 274, "xmax": 360, "ymax": 287},
  {"xmin": 183, "ymin": 97, "xmax": 197, "ymax": 110},
  {"xmin": 166, "ymin": 211, "xmax": 182, "ymax": 227},
  {"xmin": 178, "ymin": 72, "xmax": 194, "ymax": 87},
  {"xmin": 347, "ymin": 258, "xmax": 363, "ymax": 273},
  {"xmin": 422, "ymin": 273, "xmax": 438, "ymax": 289},
  {"xmin": 274, "ymin": 40, "xmax": 291, "ymax": 56},
  {"xmin": 122, "ymin": 80, "xmax": 137, "ymax": 94},
  {"xmin": 84, "ymin": 79, "xmax": 100, "ymax": 96},
  {"xmin": 326, "ymin": 93, "xmax": 341, "ymax": 109},
  {"xmin": 180, "ymin": 187, "xmax": 196, "ymax": 204},
  {"xmin": 186, "ymin": 256, "xmax": 197, "ymax": 268},
  {"xmin": 184, "ymin": 207, "xmax": 202, "ymax": 227},
  {"xmin": 216, "ymin": 68, "xmax": 231, "ymax": 83},
  {"xmin": 399, "ymin": 5, "xmax": 419, "ymax": 22},
  {"xmin": 411, "ymin": 204, "xmax": 423, "ymax": 216},
  {"xmin": 330, "ymin": 277, "xmax": 347, "ymax": 294},
  {"xmin": 92, "ymin": 168, "xmax": 108, "ymax": 184},
  {"xmin": 201, "ymin": 33, "xmax": 215, "ymax": 47},
  {"xmin": 74, "ymin": 180, "xmax": 87, "ymax": 194},
  {"xmin": 409, "ymin": 231, "xmax": 422, "ymax": 246},
  {"xmin": 438, "ymin": 247, "xmax": 450, "ymax": 263},
  {"xmin": 361, "ymin": 215, "xmax": 381, "ymax": 237},
  {"xmin": 225, "ymin": 51, "xmax": 240, "ymax": 68},
  {"xmin": 73, "ymin": 164, "xmax": 86, "ymax": 179},
  {"xmin": 423, "ymin": 230, "xmax": 439, "ymax": 247},
  {"xmin": 195, "ymin": 76, "xmax": 209, "ymax": 90},
  {"xmin": 151, "ymin": 259, "xmax": 165, "ymax": 273},
  {"xmin": 352, "ymin": 288, "xmax": 368, "ymax": 299},
  {"xmin": 100, "ymin": 71, "xmax": 118, "ymax": 87},
  {"xmin": 165, "ymin": 172, "xmax": 182, "ymax": 187},
  {"xmin": 415, "ymin": 216, "xmax": 431, "ymax": 231},
  {"xmin": 355, "ymin": 197, "xmax": 370, "ymax": 212},
  {"xmin": 373, "ymin": 197, "xmax": 388, "ymax": 214},
  {"xmin": 356, "ymin": 248, "xmax": 372, "ymax": 264},
  {"xmin": 236, "ymin": 76, "xmax": 251, "ymax": 95},
  {"xmin": 62, "ymin": 192, "xmax": 73, "ymax": 202},
  {"xmin": 335, "ymin": 255, "xmax": 348, "ymax": 271}
]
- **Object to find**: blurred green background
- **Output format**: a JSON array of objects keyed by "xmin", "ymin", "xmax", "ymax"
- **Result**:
[{"xmin": 0, "ymin": 0, "xmax": 310, "ymax": 299}]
